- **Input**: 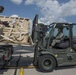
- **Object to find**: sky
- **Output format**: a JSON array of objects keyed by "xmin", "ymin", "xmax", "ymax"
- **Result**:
[{"xmin": 0, "ymin": 0, "xmax": 76, "ymax": 25}]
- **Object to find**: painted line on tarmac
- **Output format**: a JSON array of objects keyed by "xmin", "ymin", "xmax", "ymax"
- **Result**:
[
  {"xmin": 19, "ymin": 67, "xmax": 24, "ymax": 75},
  {"xmin": 5, "ymin": 65, "xmax": 38, "ymax": 69}
]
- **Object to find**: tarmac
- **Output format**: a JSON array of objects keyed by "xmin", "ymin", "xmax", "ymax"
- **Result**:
[{"xmin": 0, "ymin": 45, "xmax": 76, "ymax": 75}]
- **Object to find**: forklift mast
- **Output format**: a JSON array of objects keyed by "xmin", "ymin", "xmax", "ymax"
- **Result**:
[{"xmin": 32, "ymin": 14, "xmax": 48, "ymax": 65}]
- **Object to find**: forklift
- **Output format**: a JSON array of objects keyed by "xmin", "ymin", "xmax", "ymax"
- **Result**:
[{"xmin": 32, "ymin": 14, "xmax": 76, "ymax": 72}]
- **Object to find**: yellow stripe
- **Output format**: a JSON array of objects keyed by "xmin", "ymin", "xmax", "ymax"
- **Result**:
[
  {"xmin": 23, "ymin": 65, "xmax": 38, "ymax": 68},
  {"xmin": 19, "ymin": 67, "xmax": 24, "ymax": 75}
]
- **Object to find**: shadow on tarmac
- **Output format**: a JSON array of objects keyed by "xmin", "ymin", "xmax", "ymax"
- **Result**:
[{"xmin": 36, "ymin": 65, "xmax": 76, "ymax": 73}]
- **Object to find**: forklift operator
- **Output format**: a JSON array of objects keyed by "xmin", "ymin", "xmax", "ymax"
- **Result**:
[{"xmin": 51, "ymin": 28, "xmax": 64, "ymax": 47}]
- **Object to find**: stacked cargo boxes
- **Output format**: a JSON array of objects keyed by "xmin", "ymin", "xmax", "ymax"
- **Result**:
[{"xmin": 0, "ymin": 16, "xmax": 31, "ymax": 45}]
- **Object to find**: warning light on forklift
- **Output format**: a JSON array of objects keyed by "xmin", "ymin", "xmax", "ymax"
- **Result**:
[
  {"xmin": 55, "ymin": 54, "xmax": 58, "ymax": 57},
  {"xmin": 0, "ymin": 6, "xmax": 4, "ymax": 13}
]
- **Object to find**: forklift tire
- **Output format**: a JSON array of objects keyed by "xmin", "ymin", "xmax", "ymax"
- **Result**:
[{"xmin": 38, "ymin": 55, "xmax": 56, "ymax": 72}]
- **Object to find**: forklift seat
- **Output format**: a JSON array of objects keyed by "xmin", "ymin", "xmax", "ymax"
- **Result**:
[
  {"xmin": 54, "ymin": 37, "xmax": 70, "ymax": 49},
  {"xmin": 56, "ymin": 41, "xmax": 69, "ymax": 49}
]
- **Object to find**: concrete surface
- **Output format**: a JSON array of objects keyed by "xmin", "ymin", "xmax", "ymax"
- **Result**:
[{"xmin": 0, "ymin": 46, "xmax": 76, "ymax": 75}]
